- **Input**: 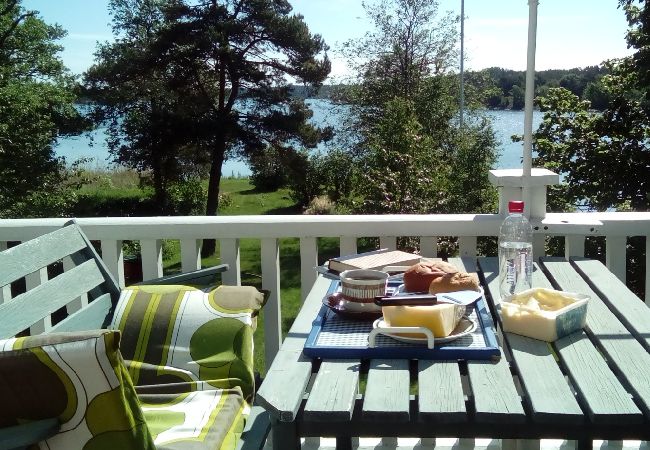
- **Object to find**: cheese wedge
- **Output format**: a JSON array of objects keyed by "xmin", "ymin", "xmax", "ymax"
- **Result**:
[{"xmin": 382, "ymin": 303, "xmax": 464, "ymax": 337}]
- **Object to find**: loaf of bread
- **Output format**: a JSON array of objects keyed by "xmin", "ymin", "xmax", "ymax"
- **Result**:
[
  {"xmin": 402, "ymin": 261, "xmax": 458, "ymax": 292},
  {"xmin": 428, "ymin": 272, "xmax": 480, "ymax": 294}
]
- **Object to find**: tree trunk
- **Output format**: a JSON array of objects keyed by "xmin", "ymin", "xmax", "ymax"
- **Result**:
[
  {"xmin": 152, "ymin": 150, "xmax": 170, "ymax": 214},
  {"xmin": 201, "ymin": 137, "xmax": 226, "ymax": 256}
]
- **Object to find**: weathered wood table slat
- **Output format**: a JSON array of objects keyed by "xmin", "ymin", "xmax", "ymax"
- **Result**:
[{"xmin": 256, "ymin": 257, "xmax": 650, "ymax": 449}]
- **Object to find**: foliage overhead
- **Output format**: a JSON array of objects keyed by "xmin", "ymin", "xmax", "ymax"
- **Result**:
[
  {"xmin": 0, "ymin": 0, "xmax": 87, "ymax": 217},
  {"xmin": 325, "ymin": 0, "xmax": 498, "ymax": 220},
  {"xmin": 85, "ymin": 0, "xmax": 331, "ymax": 219},
  {"xmin": 531, "ymin": 1, "xmax": 650, "ymax": 213}
]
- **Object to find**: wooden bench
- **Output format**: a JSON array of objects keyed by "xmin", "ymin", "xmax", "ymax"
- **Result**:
[{"xmin": 0, "ymin": 221, "xmax": 270, "ymax": 450}]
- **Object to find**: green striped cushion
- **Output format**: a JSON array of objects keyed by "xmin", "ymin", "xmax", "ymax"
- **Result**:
[
  {"xmin": 0, "ymin": 330, "xmax": 154, "ymax": 450},
  {"xmin": 111, "ymin": 284, "xmax": 266, "ymax": 401},
  {"xmin": 139, "ymin": 381, "xmax": 246, "ymax": 450}
]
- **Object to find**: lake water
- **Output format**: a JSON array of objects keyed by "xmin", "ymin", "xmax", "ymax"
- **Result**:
[{"xmin": 56, "ymin": 101, "xmax": 543, "ymax": 176}]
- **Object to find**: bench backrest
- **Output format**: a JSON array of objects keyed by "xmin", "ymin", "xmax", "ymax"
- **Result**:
[{"xmin": 0, "ymin": 221, "xmax": 120, "ymax": 338}]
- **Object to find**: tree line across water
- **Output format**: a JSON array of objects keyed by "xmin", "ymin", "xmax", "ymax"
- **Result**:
[{"xmin": 294, "ymin": 65, "xmax": 613, "ymax": 111}]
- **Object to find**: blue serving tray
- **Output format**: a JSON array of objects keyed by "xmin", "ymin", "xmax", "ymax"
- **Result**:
[{"xmin": 303, "ymin": 279, "xmax": 501, "ymax": 360}]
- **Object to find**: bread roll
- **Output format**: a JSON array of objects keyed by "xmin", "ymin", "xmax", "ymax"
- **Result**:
[
  {"xmin": 428, "ymin": 272, "xmax": 480, "ymax": 294},
  {"xmin": 403, "ymin": 261, "xmax": 458, "ymax": 292}
]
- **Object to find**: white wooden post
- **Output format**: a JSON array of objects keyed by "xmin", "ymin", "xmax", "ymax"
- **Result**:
[
  {"xmin": 27, "ymin": 268, "xmax": 50, "ymax": 334},
  {"xmin": 532, "ymin": 234, "xmax": 546, "ymax": 261},
  {"xmin": 490, "ymin": 168, "xmax": 559, "ymax": 261},
  {"xmin": 300, "ymin": 237, "xmax": 318, "ymax": 303},
  {"xmin": 261, "ymin": 238, "xmax": 281, "ymax": 367},
  {"xmin": 646, "ymin": 235, "xmax": 650, "ymax": 305},
  {"xmin": 458, "ymin": 236, "xmax": 477, "ymax": 258},
  {"xmin": 489, "ymin": 168, "xmax": 559, "ymax": 220},
  {"xmin": 63, "ymin": 255, "xmax": 87, "ymax": 314},
  {"xmin": 101, "ymin": 239, "xmax": 125, "ymax": 288},
  {"xmin": 419, "ymin": 236, "xmax": 437, "ymax": 258},
  {"xmin": 605, "ymin": 235, "xmax": 627, "ymax": 284},
  {"xmin": 0, "ymin": 241, "xmax": 10, "ymax": 304},
  {"xmin": 140, "ymin": 239, "xmax": 163, "ymax": 281},
  {"xmin": 380, "ymin": 236, "xmax": 397, "ymax": 250},
  {"xmin": 565, "ymin": 236, "xmax": 585, "ymax": 258},
  {"xmin": 180, "ymin": 238, "xmax": 202, "ymax": 273},
  {"xmin": 219, "ymin": 238, "xmax": 241, "ymax": 286},
  {"xmin": 339, "ymin": 236, "xmax": 357, "ymax": 256}
]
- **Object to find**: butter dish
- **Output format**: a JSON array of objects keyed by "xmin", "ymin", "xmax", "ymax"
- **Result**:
[{"xmin": 500, "ymin": 288, "xmax": 589, "ymax": 342}]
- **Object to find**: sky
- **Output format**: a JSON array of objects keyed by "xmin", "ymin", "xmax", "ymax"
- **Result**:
[{"xmin": 22, "ymin": 0, "xmax": 635, "ymax": 80}]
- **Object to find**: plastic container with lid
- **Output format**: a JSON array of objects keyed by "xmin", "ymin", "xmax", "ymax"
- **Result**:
[{"xmin": 500, "ymin": 287, "xmax": 589, "ymax": 342}]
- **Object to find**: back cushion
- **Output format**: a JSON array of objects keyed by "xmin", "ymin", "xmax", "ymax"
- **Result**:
[
  {"xmin": 0, "ymin": 330, "xmax": 154, "ymax": 450},
  {"xmin": 112, "ymin": 284, "xmax": 266, "ymax": 400}
]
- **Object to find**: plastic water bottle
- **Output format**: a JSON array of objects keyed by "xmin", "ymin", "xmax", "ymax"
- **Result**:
[{"xmin": 498, "ymin": 200, "xmax": 533, "ymax": 299}]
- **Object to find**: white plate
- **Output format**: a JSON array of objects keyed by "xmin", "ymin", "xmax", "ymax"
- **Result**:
[{"xmin": 372, "ymin": 317, "xmax": 477, "ymax": 344}]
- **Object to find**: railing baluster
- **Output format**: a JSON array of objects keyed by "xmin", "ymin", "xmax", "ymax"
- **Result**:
[
  {"xmin": 419, "ymin": 236, "xmax": 437, "ymax": 258},
  {"xmin": 261, "ymin": 237, "xmax": 281, "ymax": 368},
  {"xmin": 380, "ymin": 236, "xmax": 396, "ymax": 250},
  {"xmin": 565, "ymin": 235, "xmax": 585, "ymax": 258},
  {"xmin": 532, "ymin": 234, "xmax": 545, "ymax": 259},
  {"xmin": 140, "ymin": 239, "xmax": 163, "ymax": 281},
  {"xmin": 300, "ymin": 237, "xmax": 318, "ymax": 303},
  {"xmin": 27, "ymin": 268, "xmax": 50, "ymax": 334},
  {"xmin": 646, "ymin": 235, "xmax": 649, "ymax": 305},
  {"xmin": 101, "ymin": 239, "xmax": 125, "ymax": 288},
  {"xmin": 340, "ymin": 237, "xmax": 357, "ymax": 256},
  {"xmin": 458, "ymin": 236, "xmax": 477, "ymax": 258},
  {"xmin": 219, "ymin": 238, "xmax": 241, "ymax": 286},
  {"xmin": 180, "ymin": 238, "xmax": 202, "ymax": 273},
  {"xmin": 63, "ymin": 255, "xmax": 87, "ymax": 315},
  {"xmin": 458, "ymin": 438, "xmax": 475, "ymax": 450},
  {"xmin": 0, "ymin": 241, "xmax": 10, "ymax": 304},
  {"xmin": 605, "ymin": 235, "xmax": 627, "ymax": 284},
  {"xmin": 0, "ymin": 281, "xmax": 10, "ymax": 305}
]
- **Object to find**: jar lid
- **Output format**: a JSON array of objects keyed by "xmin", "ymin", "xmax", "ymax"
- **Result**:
[{"xmin": 508, "ymin": 200, "xmax": 524, "ymax": 213}]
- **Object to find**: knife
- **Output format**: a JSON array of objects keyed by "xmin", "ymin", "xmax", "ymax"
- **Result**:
[
  {"xmin": 374, "ymin": 294, "xmax": 438, "ymax": 306},
  {"xmin": 375, "ymin": 289, "xmax": 483, "ymax": 307}
]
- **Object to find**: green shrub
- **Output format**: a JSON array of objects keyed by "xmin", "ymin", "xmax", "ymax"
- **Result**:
[
  {"xmin": 218, "ymin": 192, "xmax": 233, "ymax": 210},
  {"xmin": 303, "ymin": 195, "xmax": 336, "ymax": 215},
  {"xmin": 249, "ymin": 148, "xmax": 290, "ymax": 191},
  {"xmin": 168, "ymin": 178, "xmax": 206, "ymax": 215}
]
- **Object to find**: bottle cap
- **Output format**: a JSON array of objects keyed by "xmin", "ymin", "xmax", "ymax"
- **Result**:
[{"xmin": 508, "ymin": 200, "xmax": 524, "ymax": 213}]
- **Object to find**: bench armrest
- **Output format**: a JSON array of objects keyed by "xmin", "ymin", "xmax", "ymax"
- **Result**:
[
  {"xmin": 133, "ymin": 264, "xmax": 230, "ymax": 287},
  {"xmin": 0, "ymin": 418, "xmax": 59, "ymax": 450}
]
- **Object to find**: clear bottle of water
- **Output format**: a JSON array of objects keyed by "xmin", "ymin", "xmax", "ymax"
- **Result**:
[{"xmin": 498, "ymin": 200, "xmax": 533, "ymax": 299}]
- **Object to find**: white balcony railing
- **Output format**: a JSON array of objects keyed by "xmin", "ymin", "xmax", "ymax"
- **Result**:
[{"xmin": 1, "ymin": 211, "xmax": 648, "ymax": 369}]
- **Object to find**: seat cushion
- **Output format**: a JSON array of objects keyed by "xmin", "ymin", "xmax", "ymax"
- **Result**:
[
  {"xmin": 0, "ymin": 330, "xmax": 154, "ymax": 450},
  {"xmin": 138, "ymin": 381, "xmax": 246, "ymax": 450},
  {"xmin": 111, "ymin": 284, "xmax": 266, "ymax": 401}
]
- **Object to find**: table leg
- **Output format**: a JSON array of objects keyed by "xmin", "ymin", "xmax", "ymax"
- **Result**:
[
  {"xmin": 271, "ymin": 417, "xmax": 300, "ymax": 450},
  {"xmin": 335, "ymin": 436, "xmax": 353, "ymax": 450},
  {"xmin": 577, "ymin": 439, "xmax": 593, "ymax": 450}
]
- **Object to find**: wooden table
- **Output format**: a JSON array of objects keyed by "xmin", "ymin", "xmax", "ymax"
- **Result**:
[{"xmin": 256, "ymin": 257, "xmax": 650, "ymax": 450}]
